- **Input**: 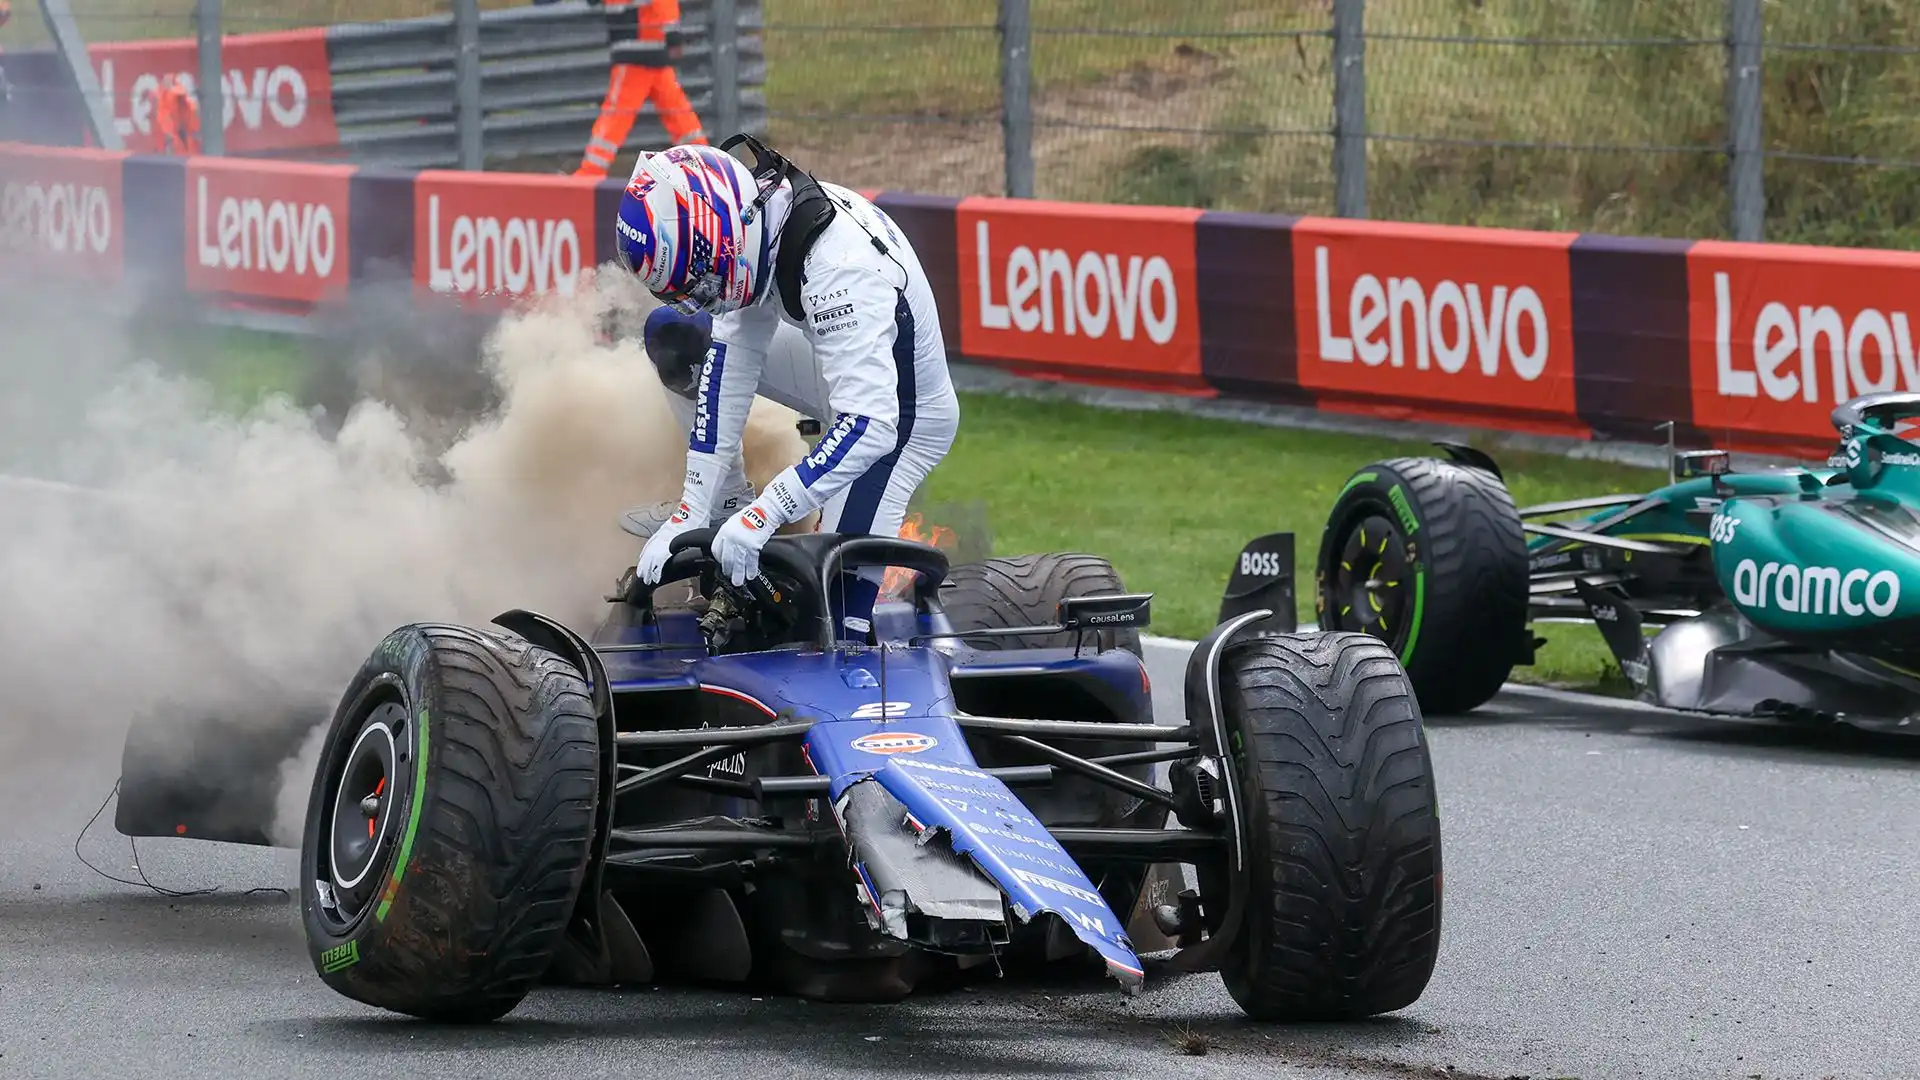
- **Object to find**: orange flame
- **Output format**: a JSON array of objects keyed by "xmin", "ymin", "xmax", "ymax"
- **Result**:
[{"xmin": 881, "ymin": 513, "xmax": 955, "ymax": 600}]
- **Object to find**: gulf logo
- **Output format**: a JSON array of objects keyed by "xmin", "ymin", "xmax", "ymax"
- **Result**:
[{"xmin": 850, "ymin": 731, "xmax": 938, "ymax": 755}]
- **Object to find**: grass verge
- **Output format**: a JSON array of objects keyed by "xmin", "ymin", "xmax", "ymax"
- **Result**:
[{"xmin": 914, "ymin": 390, "xmax": 1655, "ymax": 693}]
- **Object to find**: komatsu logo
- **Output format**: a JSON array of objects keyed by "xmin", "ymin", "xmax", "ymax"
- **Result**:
[{"xmin": 1732, "ymin": 559, "xmax": 1899, "ymax": 617}]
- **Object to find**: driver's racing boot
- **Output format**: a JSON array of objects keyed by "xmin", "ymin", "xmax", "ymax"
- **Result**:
[{"xmin": 620, "ymin": 474, "xmax": 757, "ymax": 539}]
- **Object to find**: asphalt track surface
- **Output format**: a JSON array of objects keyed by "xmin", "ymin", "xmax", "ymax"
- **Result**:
[{"xmin": 7, "ymin": 683, "xmax": 1920, "ymax": 1080}]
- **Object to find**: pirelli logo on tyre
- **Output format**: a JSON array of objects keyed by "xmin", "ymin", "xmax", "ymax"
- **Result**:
[{"xmin": 957, "ymin": 196, "xmax": 1204, "ymax": 387}]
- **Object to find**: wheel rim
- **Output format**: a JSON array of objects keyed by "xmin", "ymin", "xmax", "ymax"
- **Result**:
[
  {"xmin": 314, "ymin": 699, "xmax": 409, "ymax": 934},
  {"xmin": 1328, "ymin": 512, "xmax": 1414, "ymax": 650}
]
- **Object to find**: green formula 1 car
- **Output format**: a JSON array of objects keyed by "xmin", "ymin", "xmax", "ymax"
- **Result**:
[{"xmin": 1310, "ymin": 391, "xmax": 1920, "ymax": 731}]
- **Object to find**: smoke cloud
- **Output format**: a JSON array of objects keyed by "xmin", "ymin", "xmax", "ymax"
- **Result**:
[{"xmin": 0, "ymin": 267, "xmax": 808, "ymax": 844}]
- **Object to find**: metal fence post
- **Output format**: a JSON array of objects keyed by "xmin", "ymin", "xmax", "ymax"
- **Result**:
[
  {"xmin": 711, "ymin": 0, "xmax": 741, "ymax": 143},
  {"xmin": 34, "ymin": 0, "xmax": 122, "ymax": 149},
  {"xmin": 1726, "ymin": 0, "xmax": 1764, "ymax": 242},
  {"xmin": 453, "ymin": 0, "xmax": 483, "ymax": 170},
  {"xmin": 999, "ymin": 0, "xmax": 1034, "ymax": 199},
  {"xmin": 1331, "ymin": 0, "xmax": 1367, "ymax": 218},
  {"xmin": 194, "ymin": 0, "xmax": 224, "ymax": 154}
]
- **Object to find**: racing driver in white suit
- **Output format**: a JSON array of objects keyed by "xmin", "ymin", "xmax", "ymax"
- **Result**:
[{"xmin": 615, "ymin": 136, "xmax": 960, "ymax": 641}]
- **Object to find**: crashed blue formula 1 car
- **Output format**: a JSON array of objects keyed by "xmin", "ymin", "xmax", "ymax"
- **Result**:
[{"xmin": 124, "ymin": 529, "xmax": 1443, "ymax": 1022}]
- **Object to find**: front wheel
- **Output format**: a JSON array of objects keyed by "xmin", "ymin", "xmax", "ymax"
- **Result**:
[
  {"xmin": 299, "ymin": 624, "xmax": 601, "ymax": 1022},
  {"xmin": 1316, "ymin": 456, "xmax": 1528, "ymax": 714},
  {"xmin": 1218, "ymin": 631, "xmax": 1442, "ymax": 1021}
]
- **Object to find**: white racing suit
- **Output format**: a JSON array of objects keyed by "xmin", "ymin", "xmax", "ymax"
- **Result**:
[{"xmin": 654, "ymin": 182, "xmax": 961, "ymax": 638}]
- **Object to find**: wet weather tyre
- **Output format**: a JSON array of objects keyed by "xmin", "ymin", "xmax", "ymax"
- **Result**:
[
  {"xmin": 941, "ymin": 553, "xmax": 1162, "ymax": 966},
  {"xmin": 298, "ymin": 623, "xmax": 601, "ymax": 1022},
  {"xmin": 940, "ymin": 552, "xmax": 1155, "ymax": 828},
  {"xmin": 1219, "ymin": 631, "xmax": 1441, "ymax": 1021},
  {"xmin": 940, "ymin": 552, "xmax": 1143, "ymax": 656},
  {"xmin": 1317, "ymin": 456, "xmax": 1527, "ymax": 715}
]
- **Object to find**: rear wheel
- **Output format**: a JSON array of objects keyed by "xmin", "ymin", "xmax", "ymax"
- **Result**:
[
  {"xmin": 299, "ymin": 624, "xmax": 601, "ymax": 1022},
  {"xmin": 1218, "ymin": 631, "xmax": 1442, "ymax": 1020},
  {"xmin": 939, "ymin": 552, "xmax": 1166, "ymax": 964},
  {"xmin": 1316, "ymin": 456, "xmax": 1528, "ymax": 714}
]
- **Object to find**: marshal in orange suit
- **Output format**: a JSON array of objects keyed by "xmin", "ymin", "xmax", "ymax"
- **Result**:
[{"xmin": 574, "ymin": 0, "xmax": 708, "ymax": 179}]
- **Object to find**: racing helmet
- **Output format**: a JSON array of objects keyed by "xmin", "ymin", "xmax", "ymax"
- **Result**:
[{"xmin": 615, "ymin": 144, "xmax": 769, "ymax": 316}]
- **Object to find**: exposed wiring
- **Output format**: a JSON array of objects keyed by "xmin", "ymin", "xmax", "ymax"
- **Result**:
[{"xmin": 72, "ymin": 778, "xmax": 289, "ymax": 900}]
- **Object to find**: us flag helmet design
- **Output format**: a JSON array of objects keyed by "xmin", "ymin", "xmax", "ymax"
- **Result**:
[{"xmin": 615, "ymin": 144, "xmax": 770, "ymax": 315}]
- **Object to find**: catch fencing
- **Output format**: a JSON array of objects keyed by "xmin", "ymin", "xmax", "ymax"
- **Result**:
[
  {"xmin": 5, "ymin": 139, "xmax": 1912, "ymax": 462},
  {"xmin": 0, "ymin": 0, "xmax": 766, "ymax": 170},
  {"xmin": 761, "ymin": 0, "xmax": 1920, "ymax": 250}
]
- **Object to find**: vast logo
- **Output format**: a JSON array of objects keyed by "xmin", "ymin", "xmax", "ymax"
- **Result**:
[{"xmin": 1732, "ymin": 558, "xmax": 1899, "ymax": 617}]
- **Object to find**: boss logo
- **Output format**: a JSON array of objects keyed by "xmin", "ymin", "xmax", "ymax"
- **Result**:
[
  {"xmin": 1709, "ymin": 512, "xmax": 1741, "ymax": 544},
  {"xmin": 1239, "ymin": 550, "xmax": 1284, "ymax": 577}
]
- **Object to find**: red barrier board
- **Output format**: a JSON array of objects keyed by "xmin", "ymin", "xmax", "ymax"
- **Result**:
[
  {"xmin": 956, "ymin": 197, "xmax": 1205, "ymax": 389},
  {"xmin": 415, "ymin": 171, "xmax": 600, "ymax": 301},
  {"xmin": 1293, "ymin": 217, "xmax": 1583, "ymax": 434},
  {"xmin": 0, "ymin": 144, "xmax": 127, "ymax": 282},
  {"xmin": 88, "ymin": 29, "xmax": 338, "ymax": 154},
  {"xmin": 185, "ymin": 157, "xmax": 353, "ymax": 303},
  {"xmin": 1688, "ymin": 240, "xmax": 1920, "ymax": 451}
]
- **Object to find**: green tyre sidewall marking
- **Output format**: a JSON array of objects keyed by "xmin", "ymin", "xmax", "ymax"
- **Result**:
[
  {"xmin": 1338, "ymin": 470, "xmax": 1379, "ymax": 501},
  {"xmin": 375, "ymin": 707, "xmax": 430, "ymax": 924},
  {"xmin": 1402, "ymin": 568, "xmax": 1426, "ymax": 667}
]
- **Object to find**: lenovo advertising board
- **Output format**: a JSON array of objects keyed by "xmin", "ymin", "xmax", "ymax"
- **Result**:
[
  {"xmin": 185, "ymin": 156, "xmax": 353, "ymax": 303},
  {"xmin": 1292, "ymin": 217, "xmax": 1583, "ymax": 433},
  {"xmin": 1688, "ymin": 240, "xmax": 1920, "ymax": 453},
  {"xmin": 0, "ymin": 144, "xmax": 126, "ymax": 283},
  {"xmin": 414, "ymin": 171, "xmax": 599, "ymax": 301},
  {"xmin": 957, "ymin": 197, "xmax": 1205, "ymax": 391},
  {"xmin": 89, "ymin": 29, "xmax": 338, "ymax": 154}
]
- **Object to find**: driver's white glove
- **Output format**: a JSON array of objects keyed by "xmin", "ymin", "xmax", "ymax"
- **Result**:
[
  {"xmin": 712, "ymin": 469, "xmax": 817, "ymax": 586},
  {"xmin": 636, "ymin": 501, "xmax": 701, "ymax": 584},
  {"xmin": 637, "ymin": 453, "xmax": 735, "ymax": 584}
]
